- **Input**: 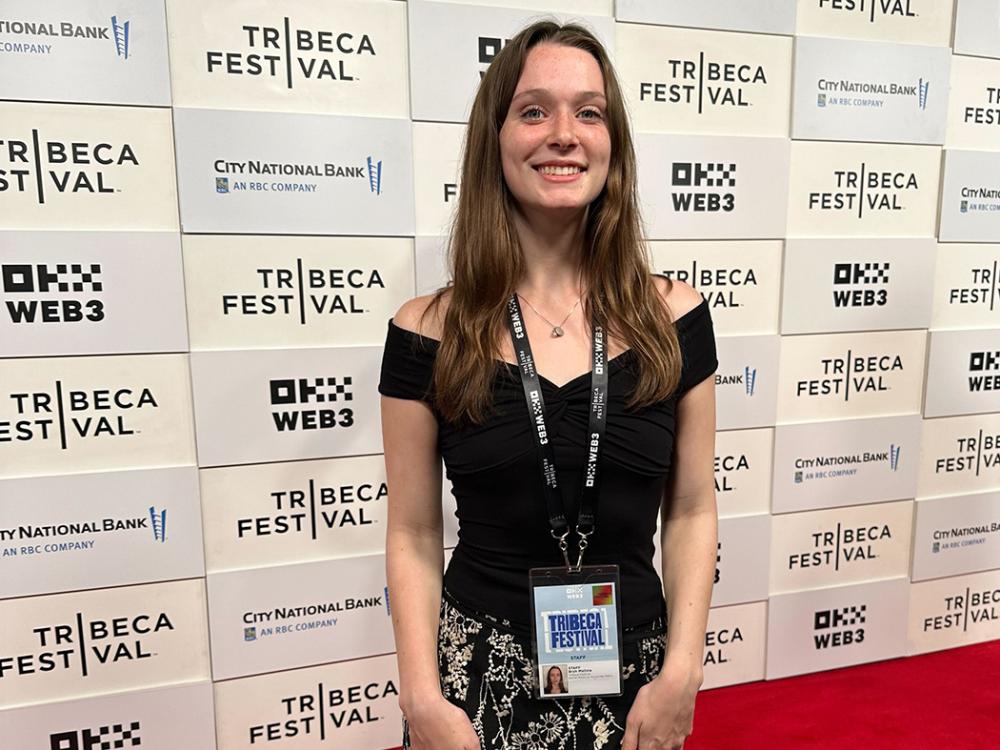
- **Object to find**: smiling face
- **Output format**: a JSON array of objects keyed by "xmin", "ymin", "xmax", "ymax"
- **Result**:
[{"xmin": 499, "ymin": 43, "xmax": 611, "ymax": 215}]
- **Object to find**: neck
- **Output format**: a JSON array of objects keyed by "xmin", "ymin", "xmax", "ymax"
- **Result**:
[{"xmin": 512, "ymin": 203, "xmax": 589, "ymax": 301}]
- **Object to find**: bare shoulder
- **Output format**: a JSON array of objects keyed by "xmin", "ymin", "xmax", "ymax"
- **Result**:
[
  {"xmin": 651, "ymin": 276, "xmax": 703, "ymax": 323},
  {"xmin": 391, "ymin": 287, "xmax": 452, "ymax": 340}
]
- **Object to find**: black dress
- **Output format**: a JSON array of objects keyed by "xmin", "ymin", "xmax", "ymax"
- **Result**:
[{"xmin": 378, "ymin": 283, "xmax": 718, "ymax": 749}]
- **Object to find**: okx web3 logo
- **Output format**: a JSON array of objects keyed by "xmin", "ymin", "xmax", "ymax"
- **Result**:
[{"xmin": 51, "ymin": 720, "xmax": 140, "ymax": 749}]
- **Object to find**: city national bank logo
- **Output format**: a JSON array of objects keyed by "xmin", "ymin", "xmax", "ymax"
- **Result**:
[
  {"xmin": 921, "ymin": 585, "xmax": 1000, "ymax": 634},
  {"xmin": 809, "ymin": 163, "xmax": 918, "ymax": 218},
  {"xmin": 671, "ymin": 162, "xmax": 736, "ymax": 212},
  {"xmin": 815, "ymin": 77, "xmax": 928, "ymax": 111},
  {"xmin": 221, "ymin": 263, "xmax": 385, "ymax": 324},
  {"xmin": 270, "ymin": 377, "xmax": 354, "ymax": 432},
  {"xmin": 1, "ymin": 381, "xmax": 160, "ymax": 449},
  {"xmin": 832, "ymin": 262, "xmax": 889, "ymax": 308},
  {"xmin": 796, "ymin": 348, "xmax": 904, "ymax": 401},
  {"xmin": 789, "ymin": 522, "xmax": 891, "ymax": 572},
  {"xmin": 931, "ymin": 519, "xmax": 1000, "ymax": 554},
  {"xmin": 946, "ymin": 260, "xmax": 998, "ymax": 313},
  {"xmin": 242, "ymin": 594, "xmax": 385, "ymax": 641},
  {"xmin": 660, "ymin": 262, "xmax": 757, "ymax": 309},
  {"xmin": 639, "ymin": 53, "xmax": 769, "ymax": 112},
  {"xmin": 212, "ymin": 154, "xmax": 384, "ymax": 196},
  {"xmin": 955, "ymin": 183, "xmax": 1000, "ymax": 215},
  {"xmin": 969, "ymin": 350, "xmax": 1000, "ymax": 393},
  {"xmin": 0, "ymin": 610, "xmax": 175, "ymax": 679},
  {"xmin": 0, "ymin": 131, "xmax": 140, "ymax": 203},
  {"xmin": 236, "ymin": 478, "xmax": 383, "ymax": 541},
  {"xmin": 793, "ymin": 444, "xmax": 900, "ymax": 483},
  {"xmin": 249, "ymin": 679, "xmax": 398, "ymax": 742},
  {"xmin": 205, "ymin": 18, "xmax": 375, "ymax": 89},
  {"xmin": 933, "ymin": 428, "xmax": 1000, "ymax": 479},
  {"xmin": 51, "ymin": 720, "xmax": 140, "ymax": 750},
  {"xmin": 717, "ymin": 366, "xmax": 757, "ymax": 395},
  {"xmin": 0, "ymin": 17, "xmax": 133, "ymax": 59},
  {"xmin": 2, "ymin": 263, "xmax": 104, "ymax": 324},
  {"xmin": 813, "ymin": 604, "xmax": 866, "ymax": 650},
  {"xmin": 817, "ymin": 0, "xmax": 917, "ymax": 24},
  {"xmin": 0, "ymin": 507, "xmax": 167, "ymax": 558}
]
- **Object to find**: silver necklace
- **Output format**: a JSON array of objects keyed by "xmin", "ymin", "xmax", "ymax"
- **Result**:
[{"xmin": 516, "ymin": 292, "xmax": 581, "ymax": 338}]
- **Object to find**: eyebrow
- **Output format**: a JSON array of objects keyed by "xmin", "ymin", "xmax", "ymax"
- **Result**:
[{"xmin": 511, "ymin": 88, "xmax": 607, "ymax": 104}]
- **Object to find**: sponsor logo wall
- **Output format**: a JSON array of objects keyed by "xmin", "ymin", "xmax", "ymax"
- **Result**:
[{"xmin": 1, "ymin": 1, "xmax": 999, "ymax": 747}]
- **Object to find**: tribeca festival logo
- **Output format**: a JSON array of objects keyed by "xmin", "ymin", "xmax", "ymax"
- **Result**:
[
  {"xmin": 205, "ymin": 18, "xmax": 375, "ymax": 88},
  {"xmin": 832, "ymin": 262, "xmax": 889, "ymax": 308},
  {"xmin": 0, "ymin": 16, "xmax": 132, "ymax": 59},
  {"xmin": 789, "ymin": 523, "xmax": 891, "ymax": 572},
  {"xmin": 969, "ymin": 349, "xmax": 1000, "ymax": 393},
  {"xmin": 796, "ymin": 348, "xmax": 904, "ymax": 401},
  {"xmin": 212, "ymin": 154, "xmax": 383, "ymax": 196},
  {"xmin": 1, "ymin": 262, "xmax": 104, "ymax": 324},
  {"xmin": 269, "ymin": 376, "xmax": 354, "ymax": 432},
  {"xmin": 671, "ymin": 162, "xmax": 736, "ymax": 213},
  {"xmin": 660, "ymin": 262, "xmax": 757, "ymax": 309},
  {"xmin": 0, "ymin": 379, "xmax": 160, "ymax": 449},
  {"xmin": 815, "ymin": 77, "xmax": 928, "ymax": 111},
  {"xmin": 249, "ymin": 679, "xmax": 399, "ymax": 742},
  {"xmin": 933, "ymin": 427, "xmax": 1000, "ymax": 478},
  {"xmin": 946, "ymin": 260, "xmax": 999, "ymax": 313},
  {"xmin": 922, "ymin": 586, "xmax": 1000, "ymax": 633},
  {"xmin": 813, "ymin": 603, "xmax": 866, "ymax": 650},
  {"xmin": 794, "ymin": 443, "xmax": 900, "ymax": 483},
  {"xmin": 715, "ymin": 452, "xmax": 751, "ymax": 494},
  {"xmin": 809, "ymin": 162, "xmax": 919, "ymax": 218},
  {"xmin": 0, "ymin": 130, "xmax": 140, "ymax": 203},
  {"xmin": 816, "ymin": 0, "xmax": 917, "ymax": 24},
  {"xmin": 962, "ymin": 86, "xmax": 1000, "ymax": 126},
  {"xmin": 241, "ymin": 593, "xmax": 385, "ymax": 643},
  {"xmin": 236, "ymin": 478, "xmax": 383, "ymax": 541},
  {"xmin": 704, "ymin": 623, "xmax": 744, "ymax": 666},
  {"xmin": 1, "ymin": 507, "xmax": 166, "ymax": 559},
  {"xmin": 51, "ymin": 720, "xmax": 141, "ymax": 750},
  {"xmin": 639, "ymin": 53, "xmax": 769, "ymax": 111},
  {"xmin": 478, "ymin": 35, "xmax": 511, "ymax": 79},
  {"xmin": 221, "ymin": 263, "xmax": 385, "ymax": 323},
  {"xmin": 0, "ymin": 610, "xmax": 175, "ymax": 680}
]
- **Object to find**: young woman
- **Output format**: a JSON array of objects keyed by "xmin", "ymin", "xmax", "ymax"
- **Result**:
[
  {"xmin": 379, "ymin": 19, "xmax": 718, "ymax": 750},
  {"xmin": 544, "ymin": 666, "xmax": 569, "ymax": 695}
]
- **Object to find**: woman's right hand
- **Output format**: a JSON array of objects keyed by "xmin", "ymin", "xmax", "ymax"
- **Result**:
[{"xmin": 404, "ymin": 693, "xmax": 482, "ymax": 750}]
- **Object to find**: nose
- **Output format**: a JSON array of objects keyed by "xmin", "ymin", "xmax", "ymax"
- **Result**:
[{"xmin": 549, "ymin": 108, "xmax": 580, "ymax": 150}]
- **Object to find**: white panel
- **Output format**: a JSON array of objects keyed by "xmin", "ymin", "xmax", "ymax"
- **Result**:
[
  {"xmin": 714, "ymin": 335, "xmax": 781, "ymax": 431},
  {"xmin": 795, "ymin": 0, "xmax": 953, "ymax": 45},
  {"xmin": 953, "ymin": 0, "xmax": 1000, "ymax": 59},
  {"xmin": 0, "ymin": 231, "xmax": 188, "ymax": 357},
  {"xmin": 908, "ymin": 567, "xmax": 1000, "ymax": 654},
  {"xmin": 0, "ymin": 0, "xmax": 171, "ymax": 105},
  {"xmin": 173, "ymin": 108, "xmax": 414, "ymax": 236},
  {"xmin": 616, "ymin": 0, "xmax": 797, "ymax": 34},
  {"xmin": 924, "ymin": 329, "xmax": 1000, "ymax": 418},
  {"xmin": 917, "ymin": 413, "xmax": 1000, "ymax": 498},
  {"xmin": 713, "ymin": 514, "xmax": 771, "ymax": 607},
  {"xmin": 792, "ymin": 36, "xmax": 949, "ymax": 144},
  {"xmin": 207, "ymin": 554, "xmax": 394, "ymax": 680},
  {"xmin": 945, "ymin": 55, "xmax": 1000, "ymax": 151},
  {"xmin": 0, "ymin": 467, "xmax": 204, "ymax": 598},
  {"xmin": 930, "ymin": 244, "xmax": 1000, "ymax": 330},
  {"xmin": 412, "ymin": 122, "xmax": 465, "ymax": 236},
  {"xmin": 701, "ymin": 601, "xmax": 768, "ymax": 690},
  {"xmin": 939, "ymin": 149, "xmax": 1000, "ymax": 242},
  {"xmin": 912, "ymin": 491, "xmax": 1000, "ymax": 581},
  {"xmin": 715, "ymin": 428, "xmax": 774, "ymax": 517}
]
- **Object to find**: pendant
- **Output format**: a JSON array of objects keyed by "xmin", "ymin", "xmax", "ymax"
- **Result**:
[{"xmin": 551, "ymin": 326, "xmax": 564, "ymax": 337}]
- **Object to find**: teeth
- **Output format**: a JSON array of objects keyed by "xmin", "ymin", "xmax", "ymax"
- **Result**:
[{"xmin": 538, "ymin": 165, "xmax": 582, "ymax": 175}]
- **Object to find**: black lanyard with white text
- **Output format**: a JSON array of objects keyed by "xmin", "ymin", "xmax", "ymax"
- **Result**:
[{"xmin": 505, "ymin": 292, "xmax": 608, "ymax": 570}]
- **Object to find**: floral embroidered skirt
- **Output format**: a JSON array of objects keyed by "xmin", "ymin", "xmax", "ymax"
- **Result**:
[{"xmin": 402, "ymin": 588, "xmax": 668, "ymax": 750}]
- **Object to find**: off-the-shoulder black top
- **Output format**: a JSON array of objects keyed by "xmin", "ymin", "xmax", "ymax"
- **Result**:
[{"xmin": 378, "ymin": 281, "xmax": 718, "ymax": 633}]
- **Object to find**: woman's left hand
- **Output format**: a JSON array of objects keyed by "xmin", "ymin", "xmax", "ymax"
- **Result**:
[{"xmin": 621, "ymin": 658, "xmax": 703, "ymax": 750}]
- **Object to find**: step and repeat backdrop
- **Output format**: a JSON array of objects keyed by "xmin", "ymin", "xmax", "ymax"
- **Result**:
[{"xmin": 2, "ymin": 0, "xmax": 1000, "ymax": 747}]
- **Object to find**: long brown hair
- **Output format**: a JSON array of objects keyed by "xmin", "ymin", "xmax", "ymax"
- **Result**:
[{"xmin": 419, "ymin": 19, "xmax": 682, "ymax": 425}]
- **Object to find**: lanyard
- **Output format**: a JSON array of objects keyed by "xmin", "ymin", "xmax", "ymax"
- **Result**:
[{"xmin": 505, "ymin": 293, "xmax": 609, "ymax": 572}]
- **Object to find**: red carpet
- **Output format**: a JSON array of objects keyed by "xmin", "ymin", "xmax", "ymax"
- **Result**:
[
  {"xmin": 387, "ymin": 640, "xmax": 1000, "ymax": 749},
  {"xmin": 686, "ymin": 640, "xmax": 1000, "ymax": 749}
]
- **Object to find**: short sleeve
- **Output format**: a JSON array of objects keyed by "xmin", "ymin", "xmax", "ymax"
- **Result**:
[
  {"xmin": 675, "ymin": 300, "xmax": 718, "ymax": 398},
  {"xmin": 377, "ymin": 318, "xmax": 437, "ymax": 403}
]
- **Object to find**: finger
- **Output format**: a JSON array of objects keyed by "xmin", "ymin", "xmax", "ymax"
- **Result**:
[{"xmin": 621, "ymin": 718, "xmax": 640, "ymax": 750}]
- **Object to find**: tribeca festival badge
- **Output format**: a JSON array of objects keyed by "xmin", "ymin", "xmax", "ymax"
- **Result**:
[
  {"xmin": 0, "ymin": 15, "xmax": 130, "ymax": 59},
  {"xmin": 0, "ymin": 124, "xmax": 141, "ymax": 203}
]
